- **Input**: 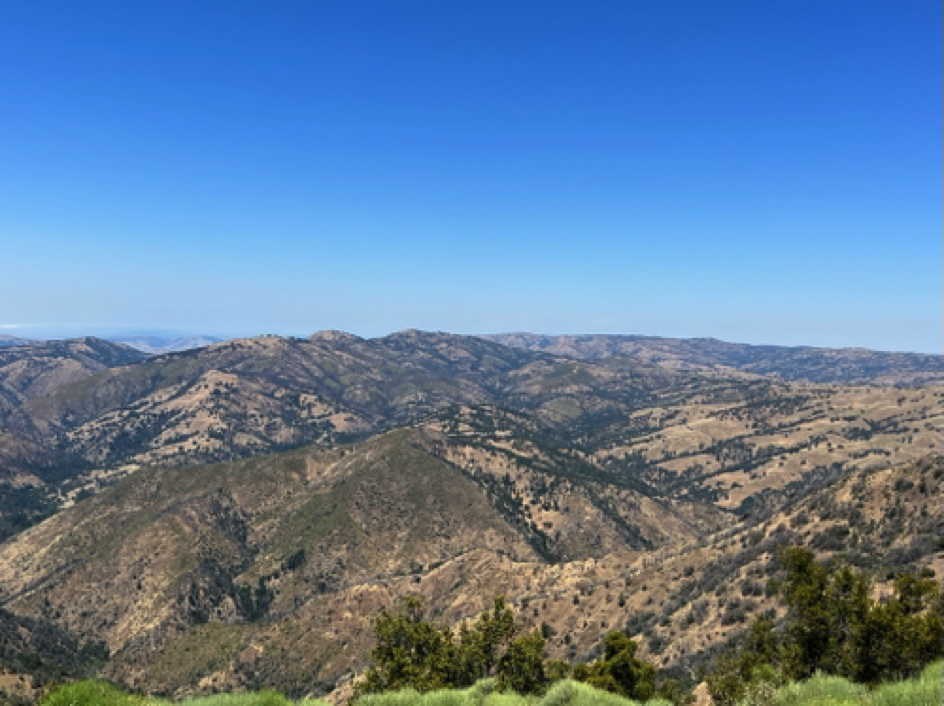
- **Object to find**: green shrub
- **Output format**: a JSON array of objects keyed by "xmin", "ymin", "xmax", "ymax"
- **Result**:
[
  {"xmin": 771, "ymin": 672, "xmax": 866, "ymax": 705},
  {"xmin": 480, "ymin": 690, "xmax": 531, "ymax": 706},
  {"xmin": 497, "ymin": 632, "xmax": 549, "ymax": 695},
  {"xmin": 465, "ymin": 678, "xmax": 498, "ymax": 705},
  {"xmin": 355, "ymin": 688, "xmax": 426, "ymax": 706},
  {"xmin": 350, "ymin": 679, "xmax": 671, "ymax": 706},
  {"xmin": 580, "ymin": 633, "xmax": 656, "ymax": 702},
  {"xmin": 869, "ymin": 660, "xmax": 943, "ymax": 706},
  {"xmin": 357, "ymin": 597, "xmax": 518, "ymax": 696},
  {"xmin": 760, "ymin": 661, "xmax": 944, "ymax": 706},
  {"xmin": 180, "ymin": 691, "xmax": 298, "ymax": 706},
  {"xmin": 41, "ymin": 681, "xmax": 147, "ymax": 706},
  {"xmin": 710, "ymin": 546, "xmax": 943, "ymax": 703},
  {"xmin": 414, "ymin": 689, "xmax": 471, "ymax": 706},
  {"xmin": 541, "ymin": 680, "xmax": 632, "ymax": 706},
  {"xmin": 356, "ymin": 596, "xmax": 670, "ymax": 700},
  {"xmin": 537, "ymin": 679, "xmax": 671, "ymax": 706}
]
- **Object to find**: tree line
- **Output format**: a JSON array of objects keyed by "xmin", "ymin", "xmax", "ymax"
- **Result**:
[
  {"xmin": 707, "ymin": 546, "xmax": 942, "ymax": 704},
  {"xmin": 355, "ymin": 595, "xmax": 675, "ymax": 703},
  {"xmin": 356, "ymin": 546, "xmax": 942, "ymax": 705}
]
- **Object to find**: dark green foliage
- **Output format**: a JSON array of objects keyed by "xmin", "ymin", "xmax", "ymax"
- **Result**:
[
  {"xmin": 235, "ymin": 579, "xmax": 273, "ymax": 622},
  {"xmin": 356, "ymin": 596, "xmax": 668, "ymax": 701},
  {"xmin": 581, "ymin": 632, "xmax": 656, "ymax": 702},
  {"xmin": 496, "ymin": 631, "xmax": 548, "ymax": 695},
  {"xmin": 455, "ymin": 597, "xmax": 518, "ymax": 684},
  {"xmin": 0, "ymin": 609, "xmax": 109, "ymax": 686},
  {"xmin": 704, "ymin": 617, "xmax": 779, "ymax": 705},
  {"xmin": 775, "ymin": 546, "xmax": 942, "ymax": 683},
  {"xmin": 654, "ymin": 678, "xmax": 693, "ymax": 706},
  {"xmin": 0, "ymin": 485, "xmax": 56, "ymax": 542},
  {"xmin": 707, "ymin": 546, "xmax": 944, "ymax": 705},
  {"xmin": 545, "ymin": 659, "xmax": 573, "ymax": 683},
  {"xmin": 282, "ymin": 549, "xmax": 306, "ymax": 572},
  {"xmin": 845, "ymin": 572, "xmax": 943, "ymax": 685},
  {"xmin": 356, "ymin": 596, "xmax": 522, "ymax": 696},
  {"xmin": 356, "ymin": 596, "xmax": 460, "ymax": 695}
]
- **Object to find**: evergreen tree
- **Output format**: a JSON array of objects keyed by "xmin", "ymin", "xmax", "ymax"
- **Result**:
[
  {"xmin": 456, "ymin": 596, "xmax": 518, "ymax": 684},
  {"xmin": 708, "ymin": 546, "xmax": 944, "ymax": 704},
  {"xmin": 583, "ymin": 632, "xmax": 656, "ymax": 702},
  {"xmin": 356, "ymin": 596, "xmax": 458, "ymax": 695},
  {"xmin": 496, "ymin": 631, "xmax": 548, "ymax": 695}
]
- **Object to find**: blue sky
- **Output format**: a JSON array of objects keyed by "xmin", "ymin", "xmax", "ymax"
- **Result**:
[{"xmin": 0, "ymin": 1, "xmax": 940, "ymax": 352}]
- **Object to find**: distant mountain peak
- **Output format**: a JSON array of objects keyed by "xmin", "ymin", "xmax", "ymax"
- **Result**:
[
  {"xmin": 107, "ymin": 334, "xmax": 222, "ymax": 355},
  {"xmin": 0, "ymin": 334, "xmax": 37, "ymax": 347},
  {"xmin": 309, "ymin": 330, "xmax": 364, "ymax": 343}
]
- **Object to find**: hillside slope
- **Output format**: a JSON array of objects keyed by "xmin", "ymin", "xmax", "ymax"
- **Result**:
[
  {"xmin": 0, "ymin": 443, "xmax": 937, "ymax": 698},
  {"xmin": 0, "ymin": 332, "xmax": 939, "ymax": 549},
  {"xmin": 0, "ymin": 338, "xmax": 146, "ymax": 403},
  {"xmin": 2, "ymin": 330, "xmax": 774, "ymax": 489},
  {"xmin": 0, "ymin": 422, "xmax": 736, "ymax": 695},
  {"xmin": 0, "ymin": 339, "xmax": 149, "ymax": 538},
  {"xmin": 485, "ymin": 333, "xmax": 944, "ymax": 385}
]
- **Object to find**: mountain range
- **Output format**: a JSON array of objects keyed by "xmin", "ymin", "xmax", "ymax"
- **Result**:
[
  {"xmin": 483, "ymin": 333, "xmax": 943, "ymax": 385},
  {"xmin": 0, "ymin": 329, "xmax": 939, "ymax": 699},
  {"xmin": 0, "ymin": 335, "xmax": 37, "ymax": 348},
  {"xmin": 0, "ymin": 333, "xmax": 220, "ymax": 356},
  {"xmin": 0, "ymin": 434, "xmax": 937, "ymax": 697},
  {"xmin": 106, "ymin": 335, "xmax": 223, "ymax": 355}
]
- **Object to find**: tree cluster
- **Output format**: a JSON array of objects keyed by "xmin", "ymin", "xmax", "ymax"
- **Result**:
[
  {"xmin": 355, "ymin": 596, "xmax": 667, "ymax": 702},
  {"xmin": 707, "ymin": 546, "xmax": 943, "ymax": 705}
]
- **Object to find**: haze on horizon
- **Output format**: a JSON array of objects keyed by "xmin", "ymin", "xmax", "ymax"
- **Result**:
[{"xmin": 1, "ymin": 2, "xmax": 940, "ymax": 354}]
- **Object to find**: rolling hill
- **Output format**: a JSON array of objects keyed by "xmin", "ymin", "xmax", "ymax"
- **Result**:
[
  {"xmin": 484, "ymin": 333, "xmax": 944, "ymax": 385},
  {"xmin": 0, "ymin": 339, "xmax": 149, "ymax": 538},
  {"xmin": 0, "ymin": 331, "xmax": 939, "ymax": 541},
  {"xmin": 0, "ymin": 329, "xmax": 939, "ymax": 699},
  {"xmin": 0, "ymin": 438, "xmax": 937, "ymax": 697}
]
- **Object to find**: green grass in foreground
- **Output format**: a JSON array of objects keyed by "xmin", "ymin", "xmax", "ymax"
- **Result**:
[
  {"xmin": 354, "ymin": 678, "xmax": 670, "ymax": 706},
  {"xmin": 752, "ymin": 660, "xmax": 943, "ymax": 706},
  {"xmin": 37, "ymin": 663, "xmax": 944, "ymax": 706},
  {"xmin": 38, "ymin": 681, "xmax": 331, "ymax": 706},
  {"xmin": 37, "ymin": 679, "xmax": 669, "ymax": 706}
]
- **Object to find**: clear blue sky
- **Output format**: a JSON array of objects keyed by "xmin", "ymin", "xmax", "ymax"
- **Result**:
[{"xmin": 1, "ymin": 1, "xmax": 940, "ymax": 352}]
